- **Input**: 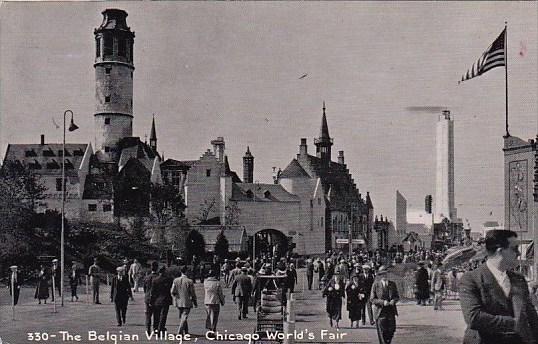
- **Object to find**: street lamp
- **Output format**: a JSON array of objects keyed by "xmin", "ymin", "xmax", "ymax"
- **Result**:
[{"xmin": 61, "ymin": 109, "xmax": 78, "ymax": 307}]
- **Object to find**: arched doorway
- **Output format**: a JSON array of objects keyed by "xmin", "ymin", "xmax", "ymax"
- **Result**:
[{"xmin": 253, "ymin": 229, "xmax": 289, "ymax": 259}]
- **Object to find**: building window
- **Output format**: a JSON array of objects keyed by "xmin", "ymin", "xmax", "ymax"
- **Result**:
[
  {"xmin": 103, "ymin": 34, "xmax": 113, "ymax": 56},
  {"xmin": 88, "ymin": 204, "xmax": 97, "ymax": 212},
  {"xmin": 104, "ymin": 118, "xmax": 111, "ymax": 125},
  {"xmin": 264, "ymin": 190, "xmax": 271, "ymax": 199},
  {"xmin": 171, "ymin": 171, "xmax": 181, "ymax": 186},
  {"xmin": 105, "ymin": 67, "xmax": 111, "ymax": 75},
  {"xmin": 105, "ymin": 95, "xmax": 110, "ymax": 103},
  {"xmin": 103, "ymin": 204, "xmax": 112, "ymax": 212},
  {"xmin": 96, "ymin": 37, "xmax": 101, "ymax": 58},
  {"xmin": 206, "ymin": 169, "xmax": 211, "ymax": 177},
  {"xmin": 104, "ymin": 146, "xmax": 110, "ymax": 153},
  {"xmin": 246, "ymin": 190, "xmax": 254, "ymax": 199},
  {"xmin": 129, "ymin": 41, "xmax": 133, "ymax": 62},
  {"xmin": 118, "ymin": 38, "xmax": 126, "ymax": 57},
  {"xmin": 56, "ymin": 178, "xmax": 63, "ymax": 191}
]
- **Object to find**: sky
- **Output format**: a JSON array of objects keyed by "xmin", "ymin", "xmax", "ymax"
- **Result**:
[{"xmin": 1, "ymin": 2, "xmax": 537, "ymax": 232}]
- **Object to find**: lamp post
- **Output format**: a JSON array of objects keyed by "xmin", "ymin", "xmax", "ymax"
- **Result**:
[{"xmin": 61, "ymin": 109, "xmax": 78, "ymax": 307}]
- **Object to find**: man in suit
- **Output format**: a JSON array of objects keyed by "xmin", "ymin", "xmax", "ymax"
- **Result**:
[
  {"xmin": 415, "ymin": 261, "xmax": 429, "ymax": 306},
  {"xmin": 150, "ymin": 266, "xmax": 173, "ymax": 334},
  {"xmin": 370, "ymin": 266, "xmax": 399, "ymax": 344},
  {"xmin": 231, "ymin": 267, "xmax": 253, "ymax": 320},
  {"xmin": 306, "ymin": 259, "xmax": 314, "ymax": 290},
  {"xmin": 171, "ymin": 266, "xmax": 197, "ymax": 335},
  {"xmin": 9, "ymin": 265, "xmax": 21, "ymax": 306},
  {"xmin": 144, "ymin": 261, "xmax": 159, "ymax": 335},
  {"xmin": 460, "ymin": 229, "xmax": 538, "ymax": 344},
  {"xmin": 359, "ymin": 264, "xmax": 376, "ymax": 326},
  {"xmin": 110, "ymin": 266, "xmax": 133, "ymax": 326},
  {"xmin": 68, "ymin": 262, "xmax": 82, "ymax": 302},
  {"xmin": 431, "ymin": 261, "xmax": 445, "ymax": 311},
  {"xmin": 88, "ymin": 258, "xmax": 101, "ymax": 304}
]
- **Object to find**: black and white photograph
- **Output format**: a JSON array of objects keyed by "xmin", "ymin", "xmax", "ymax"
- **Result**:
[{"xmin": 1, "ymin": 2, "xmax": 537, "ymax": 343}]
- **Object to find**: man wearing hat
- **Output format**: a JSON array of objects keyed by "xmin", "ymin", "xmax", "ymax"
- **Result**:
[
  {"xmin": 171, "ymin": 266, "xmax": 197, "ymax": 335},
  {"xmin": 359, "ymin": 264, "xmax": 376, "ymax": 326},
  {"xmin": 88, "ymin": 258, "xmax": 101, "ymax": 304},
  {"xmin": 9, "ymin": 265, "xmax": 21, "ymax": 306},
  {"xmin": 231, "ymin": 267, "xmax": 252, "ymax": 320},
  {"xmin": 370, "ymin": 266, "xmax": 399, "ymax": 344},
  {"xmin": 110, "ymin": 266, "xmax": 133, "ymax": 326},
  {"xmin": 306, "ymin": 259, "xmax": 315, "ymax": 290},
  {"xmin": 415, "ymin": 261, "xmax": 429, "ymax": 306}
]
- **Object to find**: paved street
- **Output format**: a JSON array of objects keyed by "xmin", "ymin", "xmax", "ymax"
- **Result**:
[{"xmin": 1, "ymin": 270, "xmax": 466, "ymax": 344}]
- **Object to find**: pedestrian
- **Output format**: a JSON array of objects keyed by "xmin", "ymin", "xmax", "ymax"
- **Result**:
[
  {"xmin": 414, "ymin": 261, "xmax": 429, "ymax": 306},
  {"xmin": 431, "ymin": 262, "xmax": 445, "ymax": 310},
  {"xmin": 110, "ymin": 266, "xmax": 133, "ymax": 326},
  {"xmin": 459, "ymin": 229, "xmax": 538, "ymax": 343},
  {"xmin": 359, "ymin": 264, "xmax": 376, "ymax": 326},
  {"xmin": 221, "ymin": 259, "xmax": 231, "ymax": 287},
  {"xmin": 229, "ymin": 262, "xmax": 242, "ymax": 286},
  {"xmin": 322, "ymin": 268, "xmax": 345, "ymax": 328},
  {"xmin": 150, "ymin": 266, "xmax": 173, "ymax": 334},
  {"xmin": 204, "ymin": 269, "xmax": 225, "ymax": 336},
  {"xmin": 316, "ymin": 258, "xmax": 325, "ymax": 290},
  {"xmin": 88, "ymin": 258, "xmax": 101, "ymax": 304},
  {"xmin": 35, "ymin": 265, "xmax": 50, "ymax": 304},
  {"xmin": 287, "ymin": 263, "xmax": 297, "ymax": 294},
  {"xmin": 447, "ymin": 267, "xmax": 459, "ymax": 299},
  {"xmin": 370, "ymin": 266, "xmax": 399, "ymax": 344},
  {"xmin": 144, "ymin": 261, "xmax": 159, "ymax": 335},
  {"xmin": 51, "ymin": 259, "xmax": 61, "ymax": 301},
  {"xmin": 171, "ymin": 266, "xmax": 197, "ymax": 335},
  {"xmin": 68, "ymin": 262, "xmax": 81, "ymax": 302},
  {"xmin": 9, "ymin": 265, "xmax": 21, "ymax": 306},
  {"xmin": 231, "ymin": 267, "xmax": 253, "ymax": 320},
  {"xmin": 346, "ymin": 274, "xmax": 364, "ymax": 328},
  {"xmin": 306, "ymin": 259, "xmax": 314, "ymax": 290},
  {"xmin": 128, "ymin": 259, "xmax": 142, "ymax": 293}
]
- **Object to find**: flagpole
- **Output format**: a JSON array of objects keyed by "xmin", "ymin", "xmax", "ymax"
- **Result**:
[{"xmin": 504, "ymin": 22, "xmax": 509, "ymax": 137}]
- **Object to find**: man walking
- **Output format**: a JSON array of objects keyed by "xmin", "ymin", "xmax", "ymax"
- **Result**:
[
  {"xmin": 306, "ymin": 259, "xmax": 314, "ymax": 290},
  {"xmin": 69, "ymin": 262, "xmax": 81, "ymax": 302},
  {"xmin": 359, "ymin": 264, "xmax": 376, "ymax": 326},
  {"xmin": 171, "ymin": 266, "xmax": 197, "ymax": 335},
  {"xmin": 431, "ymin": 262, "xmax": 445, "ymax": 311},
  {"xmin": 89, "ymin": 258, "xmax": 101, "ymax": 304},
  {"xmin": 204, "ymin": 269, "xmax": 225, "ymax": 335},
  {"xmin": 150, "ymin": 266, "xmax": 173, "ymax": 334},
  {"xmin": 415, "ymin": 261, "xmax": 429, "ymax": 306},
  {"xmin": 460, "ymin": 229, "xmax": 538, "ymax": 344},
  {"xmin": 144, "ymin": 262, "xmax": 159, "ymax": 335},
  {"xmin": 9, "ymin": 265, "xmax": 21, "ymax": 306},
  {"xmin": 370, "ymin": 266, "xmax": 399, "ymax": 344},
  {"xmin": 231, "ymin": 267, "xmax": 252, "ymax": 320},
  {"xmin": 110, "ymin": 266, "xmax": 133, "ymax": 326},
  {"xmin": 129, "ymin": 259, "xmax": 142, "ymax": 292}
]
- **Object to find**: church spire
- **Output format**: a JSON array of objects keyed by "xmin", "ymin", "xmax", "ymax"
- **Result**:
[
  {"xmin": 315, "ymin": 101, "xmax": 333, "ymax": 164},
  {"xmin": 319, "ymin": 101, "xmax": 330, "ymax": 140},
  {"xmin": 149, "ymin": 114, "xmax": 157, "ymax": 152}
]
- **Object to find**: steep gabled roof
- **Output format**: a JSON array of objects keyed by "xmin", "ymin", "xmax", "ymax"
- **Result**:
[
  {"xmin": 232, "ymin": 183, "xmax": 300, "ymax": 202},
  {"xmin": 279, "ymin": 159, "xmax": 310, "ymax": 178}
]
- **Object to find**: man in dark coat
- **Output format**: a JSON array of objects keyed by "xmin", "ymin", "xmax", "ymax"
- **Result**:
[
  {"xmin": 150, "ymin": 266, "xmax": 173, "ymax": 334},
  {"xmin": 144, "ymin": 261, "xmax": 159, "ymax": 335},
  {"xmin": 370, "ymin": 266, "xmax": 399, "ymax": 344},
  {"xmin": 110, "ymin": 266, "xmax": 133, "ymax": 326},
  {"xmin": 359, "ymin": 264, "xmax": 376, "ymax": 325},
  {"xmin": 231, "ymin": 267, "xmax": 253, "ymax": 320},
  {"xmin": 415, "ymin": 261, "xmax": 429, "ymax": 305},
  {"xmin": 287, "ymin": 263, "xmax": 298, "ymax": 293},
  {"xmin": 460, "ymin": 229, "xmax": 538, "ymax": 344},
  {"xmin": 316, "ymin": 259, "xmax": 325, "ymax": 289},
  {"xmin": 306, "ymin": 259, "xmax": 315, "ymax": 290}
]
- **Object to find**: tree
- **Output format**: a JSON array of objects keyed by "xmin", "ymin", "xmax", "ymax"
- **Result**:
[
  {"xmin": 184, "ymin": 229, "xmax": 205, "ymax": 263},
  {"xmin": 214, "ymin": 230, "xmax": 229, "ymax": 260},
  {"xmin": 149, "ymin": 183, "xmax": 186, "ymax": 243},
  {"xmin": 224, "ymin": 201, "xmax": 241, "ymax": 227},
  {"xmin": 196, "ymin": 198, "xmax": 217, "ymax": 225}
]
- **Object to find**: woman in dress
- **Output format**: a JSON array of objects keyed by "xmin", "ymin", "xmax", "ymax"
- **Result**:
[
  {"xmin": 34, "ymin": 265, "xmax": 50, "ymax": 304},
  {"xmin": 322, "ymin": 268, "xmax": 345, "ymax": 328},
  {"xmin": 345, "ymin": 274, "xmax": 363, "ymax": 328}
]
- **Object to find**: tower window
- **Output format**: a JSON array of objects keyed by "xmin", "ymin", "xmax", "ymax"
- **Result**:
[
  {"xmin": 104, "ymin": 118, "xmax": 111, "ymax": 125},
  {"xmin": 105, "ymin": 95, "xmax": 110, "ymax": 103},
  {"xmin": 118, "ymin": 38, "xmax": 126, "ymax": 57},
  {"xmin": 206, "ymin": 169, "xmax": 211, "ymax": 177},
  {"xmin": 103, "ymin": 34, "xmax": 113, "ymax": 56},
  {"xmin": 129, "ymin": 41, "xmax": 133, "ymax": 62},
  {"xmin": 96, "ymin": 37, "xmax": 101, "ymax": 58},
  {"xmin": 105, "ymin": 67, "xmax": 111, "ymax": 75}
]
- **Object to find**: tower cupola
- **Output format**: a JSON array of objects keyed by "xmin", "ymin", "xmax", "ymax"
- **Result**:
[
  {"xmin": 94, "ymin": 9, "xmax": 135, "ymax": 161},
  {"xmin": 314, "ymin": 101, "xmax": 333, "ymax": 165}
]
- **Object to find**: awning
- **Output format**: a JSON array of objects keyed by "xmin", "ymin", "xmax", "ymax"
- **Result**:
[{"xmin": 198, "ymin": 227, "xmax": 248, "ymax": 253}]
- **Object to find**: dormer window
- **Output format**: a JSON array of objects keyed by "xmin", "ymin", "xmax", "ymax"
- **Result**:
[
  {"xmin": 43, "ymin": 148, "xmax": 55, "ymax": 157},
  {"xmin": 264, "ymin": 190, "xmax": 271, "ymax": 199},
  {"xmin": 46, "ymin": 159, "xmax": 60, "ymax": 169},
  {"xmin": 64, "ymin": 159, "xmax": 74, "ymax": 169},
  {"xmin": 28, "ymin": 160, "xmax": 41, "ymax": 170},
  {"xmin": 73, "ymin": 149, "xmax": 84, "ymax": 157},
  {"xmin": 246, "ymin": 190, "xmax": 254, "ymax": 199},
  {"xmin": 25, "ymin": 149, "xmax": 36, "ymax": 157}
]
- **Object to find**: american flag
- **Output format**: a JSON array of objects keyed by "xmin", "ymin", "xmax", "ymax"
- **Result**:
[{"xmin": 460, "ymin": 28, "xmax": 506, "ymax": 83}]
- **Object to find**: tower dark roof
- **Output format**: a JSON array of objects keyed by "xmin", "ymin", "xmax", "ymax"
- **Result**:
[
  {"xmin": 244, "ymin": 146, "xmax": 253, "ymax": 158},
  {"xmin": 150, "ymin": 116, "xmax": 157, "ymax": 142},
  {"xmin": 96, "ymin": 9, "xmax": 131, "ymax": 32},
  {"xmin": 319, "ymin": 101, "xmax": 331, "ymax": 140}
]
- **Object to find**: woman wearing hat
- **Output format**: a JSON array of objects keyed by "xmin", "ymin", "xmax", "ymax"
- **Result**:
[
  {"xmin": 35, "ymin": 264, "xmax": 50, "ymax": 304},
  {"xmin": 346, "ymin": 274, "xmax": 364, "ymax": 328},
  {"xmin": 322, "ymin": 267, "xmax": 345, "ymax": 328}
]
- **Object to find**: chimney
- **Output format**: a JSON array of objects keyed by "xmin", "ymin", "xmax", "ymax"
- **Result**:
[
  {"xmin": 299, "ymin": 138, "xmax": 308, "ymax": 155},
  {"xmin": 40, "ymin": 134, "xmax": 45, "ymax": 145},
  {"xmin": 338, "ymin": 150, "xmax": 345, "ymax": 164}
]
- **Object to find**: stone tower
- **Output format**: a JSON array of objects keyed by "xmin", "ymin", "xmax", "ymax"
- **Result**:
[
  {"xmin": 94, "ymin": 9, "xmax": 135, "ymax": 161},
  {"xmin": 434, "ymin": 110, "xmax": 456, "ymax": 222},
  {"xmin": 243, "ymin": 146, "xmax": 254, "ymax": 183},
  {"xmin": 314, "ymin": 101, "xmax": 333, "ymax": 166}
]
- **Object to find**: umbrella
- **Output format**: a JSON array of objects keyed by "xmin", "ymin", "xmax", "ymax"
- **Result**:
[{"xmin": 442, "ymin": 245, "xmax": 478, "ymax": 270}]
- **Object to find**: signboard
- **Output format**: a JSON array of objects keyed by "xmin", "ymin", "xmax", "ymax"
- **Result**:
[
  {"xmin": 336, "ymin": 238, "xmax": 349, "ymax": 244},
  {"xmin": 336, "ymin": 239, "xmax": 365, "ymax": 244}
]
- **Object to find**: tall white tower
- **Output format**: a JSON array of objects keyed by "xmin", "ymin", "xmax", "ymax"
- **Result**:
[
  {"xmin": 434, "ymin": 110, "xmax": 456, "ymax": 222},
  {"xmin": 94, "ymin": 9, "xmax": 135, "ymax": 162}
]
